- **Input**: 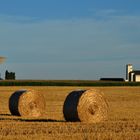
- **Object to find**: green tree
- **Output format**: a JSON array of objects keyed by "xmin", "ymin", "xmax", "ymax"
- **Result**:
[{"xmin": 5, "ymin": 70, "xmax": 16, "ymax": 80}]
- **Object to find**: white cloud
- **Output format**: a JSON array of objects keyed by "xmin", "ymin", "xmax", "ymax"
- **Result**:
[{"xmin": 92, "ymin": 9, "xmax": 120, "ymax": 17}]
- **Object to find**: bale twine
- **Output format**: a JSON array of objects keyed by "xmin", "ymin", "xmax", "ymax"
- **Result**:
[
  {"xmin": 63, "ymin": 89, "xmax": 108, "ymax": 123},
  {"xmin": 9, "ymin": 89, "xmax": 46, "ymax": 117}
]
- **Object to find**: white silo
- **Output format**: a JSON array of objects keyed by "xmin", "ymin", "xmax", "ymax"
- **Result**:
[{"xmin": 126, "ymin": 64, "xmax": 133, "ymax": 81}]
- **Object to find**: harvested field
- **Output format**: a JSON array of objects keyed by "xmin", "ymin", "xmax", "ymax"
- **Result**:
[{"xmin": 0, "ymin": 86, "xmax": 140, "ymax": 140}]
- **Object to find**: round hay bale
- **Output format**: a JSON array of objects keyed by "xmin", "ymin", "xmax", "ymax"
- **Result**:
[
  {"xmin": 63, "ymin": 89, "xmax": 108, "ymax": 123},
  {"xmin": 9, "ymin": 89, "xmax": 46, "ymax": 117}
]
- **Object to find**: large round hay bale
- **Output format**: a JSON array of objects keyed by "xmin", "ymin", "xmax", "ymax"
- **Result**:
[
  {"xmin": 9, "ymin": 89, "xmax": 46, "ymax": 117},
  {"xmin": 63, "ymin": 89, "xmax": 108, "ymax": 123}
]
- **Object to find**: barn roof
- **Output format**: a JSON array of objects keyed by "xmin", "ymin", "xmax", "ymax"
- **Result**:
[{"xmin": 131, "ymin": 70, "xmax": 140, "ymax": 75}]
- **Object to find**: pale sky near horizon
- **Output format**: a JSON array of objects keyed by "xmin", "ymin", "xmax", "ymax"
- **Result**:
[{"xmin": 0, "ymin": 0, "xmax": 140, "ymax": 80}]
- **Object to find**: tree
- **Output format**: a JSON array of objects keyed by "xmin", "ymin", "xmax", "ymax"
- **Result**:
[{"xmin": 5, "ymin": 70, "xmax": 16, "ymax": 80}]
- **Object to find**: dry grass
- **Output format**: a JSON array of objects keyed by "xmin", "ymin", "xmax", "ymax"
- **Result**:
[{"xmin": 0, "ymin": 86, "xmax": 140, "ymax": 140}]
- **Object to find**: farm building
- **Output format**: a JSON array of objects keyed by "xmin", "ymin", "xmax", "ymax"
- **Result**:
[{"xmin": 126, "ymin": 64, "xmax": 140, "ymax": 82}]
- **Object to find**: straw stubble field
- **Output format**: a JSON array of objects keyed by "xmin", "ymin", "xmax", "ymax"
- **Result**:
[{"xmin": 0, "ymin": 86, "xmax": 140, "ymax": 140}]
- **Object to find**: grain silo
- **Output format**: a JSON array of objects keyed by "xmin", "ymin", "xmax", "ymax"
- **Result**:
[{"xmin": 126, "ymin": 64, "xmax": 133, "ymax": 81}]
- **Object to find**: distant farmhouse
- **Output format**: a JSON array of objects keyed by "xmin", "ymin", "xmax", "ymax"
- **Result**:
[
  {"xmin": 126, "ymin": 64, "xmax": 140, "ymax": 82},
  {"xmin": 100, "ymin": 64, "xmax": 140, "ymax": 82}
]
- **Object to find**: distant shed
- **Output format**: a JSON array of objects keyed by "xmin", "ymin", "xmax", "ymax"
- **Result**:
[{"xmin": 100, "ymin": 78, "xmax": 125, "ymax": 82}]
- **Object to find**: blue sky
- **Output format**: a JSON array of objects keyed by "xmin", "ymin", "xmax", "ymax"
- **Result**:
[{"xmin": 0, "ymin": 0, "xmax": 140, "ymax": 80}]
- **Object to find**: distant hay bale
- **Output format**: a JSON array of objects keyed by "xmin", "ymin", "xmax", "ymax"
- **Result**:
[
  {"xmin": 9, "ymin": 89, "xmax": 46, "ymax": 117},
  {"xmin": 63, "ymin": 89, "xmax": 108, "ymax": 123}
]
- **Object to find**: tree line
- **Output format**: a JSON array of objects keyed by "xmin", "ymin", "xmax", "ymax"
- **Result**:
[{"xmin": 5, "ymin": 70, "xmax": 16, "ymax": 80}]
